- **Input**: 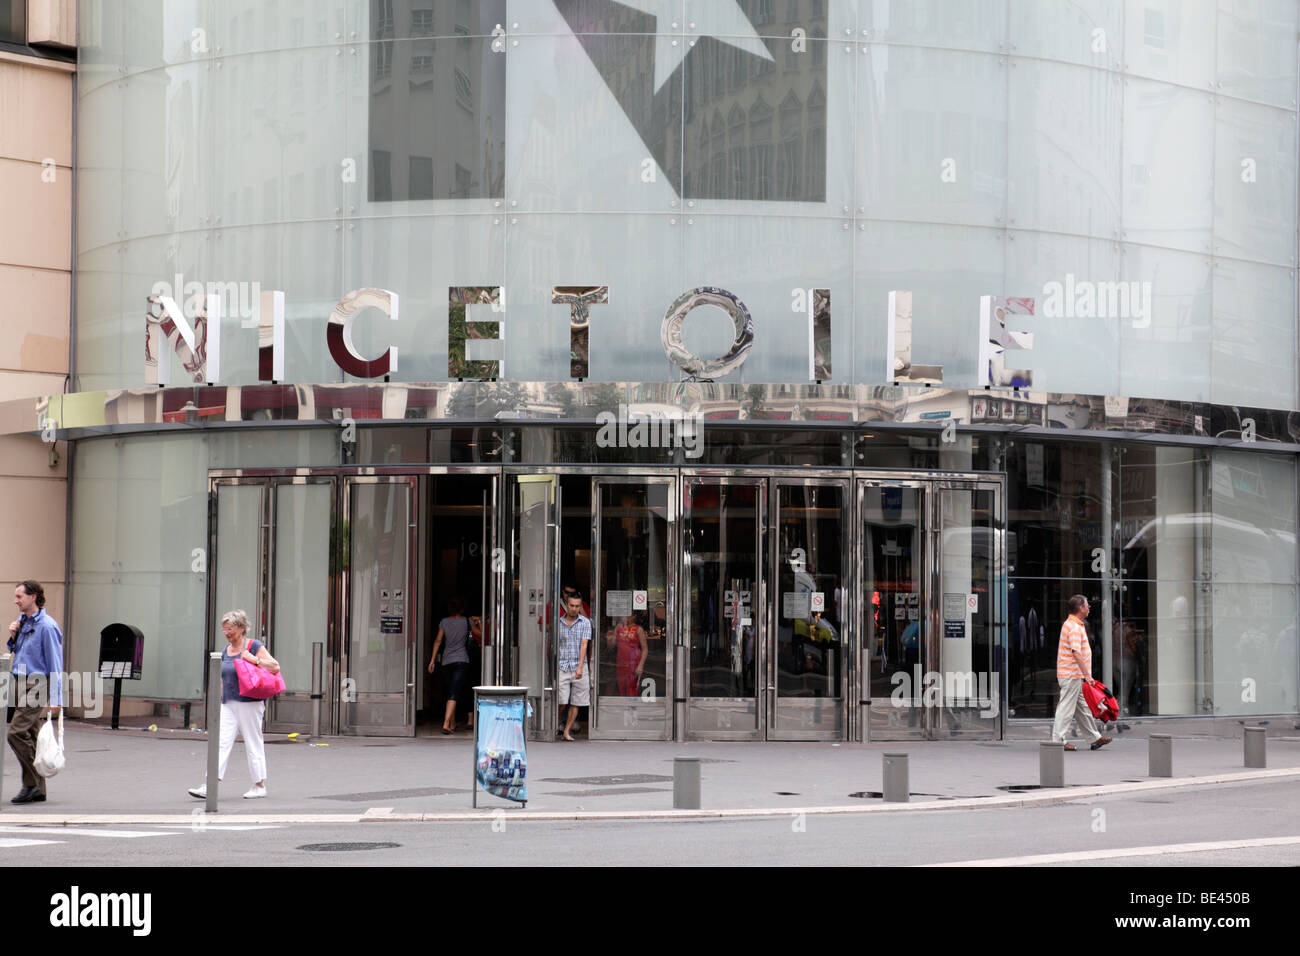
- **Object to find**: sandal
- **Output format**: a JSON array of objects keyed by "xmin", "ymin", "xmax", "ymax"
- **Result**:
[{"xmin": 1062, "ymin": 743, "xmax": 1077, "ymax": 751}]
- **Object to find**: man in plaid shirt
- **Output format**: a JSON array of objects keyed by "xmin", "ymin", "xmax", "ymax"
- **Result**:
[{"xmin": 557, "ymin": 592, "xmax": 591, "ymax": 741}]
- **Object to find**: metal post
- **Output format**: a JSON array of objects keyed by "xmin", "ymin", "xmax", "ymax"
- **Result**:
[
  {"xmin": 310, "ymin": 641, "xmax": 323, "ymax": 739},
  {"xmin": 1039, "ymin": 740, "xmax": 1065, "ymax": 788},
  {"xmin": 111, "ymin": 676, "xmax": 123, "ymax": 729},
  {"xmin": 1148, "ymin": 733, "xmax": 1173, "ymax": 777},
  {"xmin": 673, "ymin": 756, "xmax": 700, "ymax": 809},
  {"xmin": 482, "ymin": 644, "xmax": 496, "ymax": 688},
  {"xmin": 673, "ymin": 651, "xmax": 686, "ymax": 742},
  {"xmin": 205, "ymin": 652, "xmax": 222, "ymax": 813},
  {"xmin": 0, "ymin": 654, "xmax": 10, "ymax": 808},
  {"xmin": 1243, "ymin": 727, "xmax": 1266, "ymax": 768},
  {"xmin": 883, "ymin": 752, "xmax": 909, "ymax": 802}
]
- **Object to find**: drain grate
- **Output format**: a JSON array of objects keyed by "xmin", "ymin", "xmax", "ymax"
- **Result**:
[
  {"xmin": 540, "ymin": 773, "xmax": 673, "ymax": 786},
  {"xmin": 996, "ymin": 783, "xmax": 1098, "ymax": 792},
  {"xmin": 774, "ymin": 791, "xmax": 800, "ymax": 796},
  {"xmin": 850, "ymin": 791, "xmax": 992, "ymax": 799},
  {"xmin": 662, "ymin": 758, "xmax": 737, "ymax": 764},
  {"xmin": 298, "ymin": 842, "xmax": 401, "ymax": 852}
]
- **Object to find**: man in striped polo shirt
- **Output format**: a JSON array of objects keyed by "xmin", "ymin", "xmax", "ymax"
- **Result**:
[{"xmin": 1052, "ymin": 594, "xmax": 1112, "ymax": 751}]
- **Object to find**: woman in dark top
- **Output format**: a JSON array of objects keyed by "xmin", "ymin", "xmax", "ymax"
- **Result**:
[{"xmin": 428, "ymin": 597, "xmax": 472, "ymax": 735}]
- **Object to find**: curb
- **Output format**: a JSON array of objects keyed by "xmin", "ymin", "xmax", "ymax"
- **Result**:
[{"xmin": 0, "ymin": 767, "xmax": 1295, "ymax": 826}]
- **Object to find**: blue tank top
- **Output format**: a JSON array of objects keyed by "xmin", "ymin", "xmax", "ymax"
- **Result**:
[{"xmin": 221, "ymin": 639, "xmax": 264, "ymax": 703}]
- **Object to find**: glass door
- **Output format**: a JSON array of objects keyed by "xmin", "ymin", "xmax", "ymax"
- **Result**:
[
  {"xmin": 507, "ymin": 474, "xmax": 558, "ymax": 741},
  {"xmin": 769, "ymin": 479, "xmax": 848, "ymax": 739},
  {"xmin": 342, "ymin": 475, "xmax": 418, "ymax": 735},
  {"xmin": 265, "ymin": 477, "xmax": 336, "ymax": 733},
  {"xmin": 859, "ymin": 478, "xmax": 1002, "ymax": 741},
  {"xmin": 683, "ymin": 477, "xmax": 763, "ymax": 740},
  {"xmin": 591, "ymin": 477, "xmax": 675, "ymax": 740},
  {"xmin": 860, "ymin": 482, "xmax": 928, "ymax": 739}
]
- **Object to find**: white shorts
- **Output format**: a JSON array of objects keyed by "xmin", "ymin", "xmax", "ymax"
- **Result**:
[{"xmin": 557, "ymin": 669, "xmax": 589, "ymax": 707}]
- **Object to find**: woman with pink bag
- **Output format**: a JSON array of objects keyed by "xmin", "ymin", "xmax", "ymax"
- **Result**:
[{"xmin": 187, "ymin": 609, "xmax": 281, "ymax": 800}]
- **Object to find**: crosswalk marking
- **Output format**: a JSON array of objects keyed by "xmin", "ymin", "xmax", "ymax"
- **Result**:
[
  {"xmin": 0, "ymin": 826, "xmax": 176, "ymax": 840},
  {"xmin": 0, "ymin": 838, "xmax": 62, "ymax": 848}
]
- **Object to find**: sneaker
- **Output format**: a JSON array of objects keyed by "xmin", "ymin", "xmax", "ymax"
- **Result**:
[
  {"xmin": 187, "ymin": 784, "xmax": 207, "ymax": 799},
  {"xmin": 243, "ymin": 785, "xmax": 267, "ymax": 799},
  {"xmin": 1090, "ymin": 735, "xmax": 1113, "ymax": 751}
]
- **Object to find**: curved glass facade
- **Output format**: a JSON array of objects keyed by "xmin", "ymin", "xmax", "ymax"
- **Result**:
[
  {"xmin": 65, "ymin": 1, "xmax": 1300, "ymax": 735},
  {"xmin": 77, "ymin": 0, "xmax": 1298, "ymax": 405}
]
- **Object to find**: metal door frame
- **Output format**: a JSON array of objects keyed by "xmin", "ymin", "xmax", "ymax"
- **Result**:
[
  {"xmin": 855, "ymin": 472, "xmax": 1005, "ymax": 741},
  {"xmin": 767, "ymin": 475, "xmax": 851, "ymax": 741},
  {"xmin": 339, "ymin": 473, "xmax": 419, "ymax": 736},
  {"xmin": 590, "ymin": 474, "xmax": 678, "ymax": 740},
  {"xmin": 681, "ymin": 473, "xmax": 768, "ymax": 741},
  {"xmin": 264, "ymin": 474, "xmax": 338, "ymax": 734}
]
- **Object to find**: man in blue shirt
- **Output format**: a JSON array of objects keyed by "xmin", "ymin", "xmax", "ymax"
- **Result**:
[
  {"xmin": 556, "ymin": 592, "xmax": 591, "ymax": 741},
  {"xmin": 7, "ymin": 580, "xmax": 63, "ymax": 804}
]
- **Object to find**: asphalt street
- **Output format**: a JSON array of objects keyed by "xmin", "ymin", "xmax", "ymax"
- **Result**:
[{"xmin": 1, "ymin": 778, "xmax": 1294, "ymax": 867}]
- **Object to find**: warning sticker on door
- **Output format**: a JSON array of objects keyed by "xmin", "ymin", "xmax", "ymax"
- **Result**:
[{"xmin": 606, "ymin": 590, "xmax": 632, "ymax": 617}]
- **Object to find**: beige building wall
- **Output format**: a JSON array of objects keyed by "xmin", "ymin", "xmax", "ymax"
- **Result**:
[{"xmin": 0, "ymin": 32, "xmax": 73, "ymax": 664}]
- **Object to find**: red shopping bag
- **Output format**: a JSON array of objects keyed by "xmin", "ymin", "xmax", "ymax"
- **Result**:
[{"xmin": 1082, "ymin": 680, "xmax": 1119, "ymax": 723}]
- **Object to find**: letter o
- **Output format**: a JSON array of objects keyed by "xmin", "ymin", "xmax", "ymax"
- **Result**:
[{"xmin": 660, "ymin": 287, "xmax": 754, "ymax": 380}]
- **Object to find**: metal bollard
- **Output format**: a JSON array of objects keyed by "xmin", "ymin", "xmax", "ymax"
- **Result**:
[
  {"xmin": 1039, "ymin": 740, "xmax": 1065, "ymax": 788},
  {"xmin": 205, "ymin": 652, "xmax": 222, "ymax": 813},
  {"xmin": 1243, "ymin": 727, "xmax": 1266, "ymax": 768},
  {"xmin": 1148, "ymin": 734, "xmax": 1173, "ymax": 777},
  {"xmin": 673, "ymin": 654, "xmax": 686, "ymax": 743},
  {"xmin": 883, "ymin": 752, "xmax": 909, "ymax": 802},
  {"xmin": 0, "ymin": 654, "xmax": 10, "ymax": 809},
  {"xmin": 673, "ymin": 756, "xmax": 701, "ymax": 809},
  {"xmin": 310, "ymin": 642, "xmax": 323, "ymax": 739}
]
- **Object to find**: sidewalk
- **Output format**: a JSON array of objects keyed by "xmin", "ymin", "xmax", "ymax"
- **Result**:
[{"xmin": 2, "ymin": 721, "xmax": 1298, "ymax": 822}]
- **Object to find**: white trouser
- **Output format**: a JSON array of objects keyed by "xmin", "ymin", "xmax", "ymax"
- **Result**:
[
  {"xmin": 218, "ymin": 699, "xmax": 267, "ymax": 784},
  {"xmin": 1051, "ymin": 678, "xmax": 1100, "ymax": 743}
]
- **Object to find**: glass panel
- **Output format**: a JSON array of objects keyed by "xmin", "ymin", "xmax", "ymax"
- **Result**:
[
  {"xmin": 1005, "ymin": 439, "xmax": 1107, "ymax": 581},
  {"xmin": 346, "ymin": 480, "xmax": 411, "ymax": 732},
  {"xmin": 686, "ymin": 480, "xmax": 760, "ymax": 731},
  {"xmin": 1122, "ymin": 0, "xmax": 1213, "ymax": 89},
  {"xmin": 596, "ymin": 482, "xmax": 671, "ymax": 736},
  {"xmin": 273, "ymin": 483, "xmax": 331, "ymax": 694},
  {"xmin": 1006, "ymin": 577, "xmax": 1103, "ymax": 718},
  {"xmin": 864, "ymin": 0, "xmax": 1006, "ymax": 54},
  {"xmin": 1211, "ymin": 451, "xmax": 1297, "ymax": 584},
  {"xmin": 1215, "ymin": 0, "xmax": 1299, "ymax": 110},
  {"xmin": 1009, "ymin": 0, "xmax": 1122, "ymax": 68},
  {"xmin": 937, "ymin": 486, "xmax": 997, "ymax": 732},
  {"xmin": 1118, "ymin": 246, "xmax": 1212, "ymax": 402},
  {"xmin": 1213, "ymin": 98, "xmax": 1297, "ymax": 267},
  {"xmin": 1119, "ymin": 445, "xmax": 1209, "ymax": 581},
  {"xmin": 863, "ymin": 485, "xmax": 923, "ymax": 706},
  {"xmin": 214, "ymin": 483, "xmax": 264, "ymax": 636},
  {"xmin": 1211, "ymin": 260, "xmax": 1296, "ymax": 409},
  {"xmin": 1209, "ymin": 583, "xmax": 1298, "ymax": 716},
  {"xmin": 775, "ymin": 483, "xmax": 842, "ymax": 699}
]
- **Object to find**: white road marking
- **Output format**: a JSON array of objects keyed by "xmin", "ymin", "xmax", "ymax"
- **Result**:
[
  {"xmin": 155, "ymin": 824, "xmax": 283, "ymax": 831},
  {"xmin": 0, "ymin": 838, "xmax": 63, "ymax": 848},
  {"xmin": 924, "ymin": 835, "xmax": 1300, "ymax": 866},
  {"xmin": 0, "ymin": 826, "xmax": 176, "ymax": 839}
]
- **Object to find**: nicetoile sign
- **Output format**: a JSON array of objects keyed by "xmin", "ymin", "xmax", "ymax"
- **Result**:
[{"xmin": 144, "ymin": 282, "xmax": 1036, "ymax": 388}]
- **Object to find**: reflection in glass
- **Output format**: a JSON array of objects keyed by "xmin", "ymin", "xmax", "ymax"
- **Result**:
[
  {"xmin": 597, "ymin": 483, "xmax": 668, "ymax": 701},
  {"xmin": 687, "ymin": 481, "xmax": 759, "ymax": 700},
  {"xmin": 775, "ymin": 484, "xmax": 842, "ymax": 699},
  {"xmin": 368, "ymin": 4, "xmax": 506, "ymax": 201},
  {"xmin": 347, "ymin": 482, "xmax": 410, "ymax": 729},
  {"xmin": 863, "ymin": 486, "xmax": 922, "ymax": 707}
]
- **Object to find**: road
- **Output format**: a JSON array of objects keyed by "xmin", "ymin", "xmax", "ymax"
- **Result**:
[{"xmin": 1, "ymin": 778, "xmax": 1295, "ymax": 867}]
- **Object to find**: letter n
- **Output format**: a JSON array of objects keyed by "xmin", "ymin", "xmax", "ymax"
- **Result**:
[{"xmin": 146, "ymin": 293, "xmax": 222, "ymax": 384}]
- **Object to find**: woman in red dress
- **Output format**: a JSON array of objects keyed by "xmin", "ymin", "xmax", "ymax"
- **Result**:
[{"xmin": 614, "ymin": 614, "xmax": 648, "ymax": 697}]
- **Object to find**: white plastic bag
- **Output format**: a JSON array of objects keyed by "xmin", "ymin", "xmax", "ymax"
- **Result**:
[{"xmin": 34, "ymin": 711, "xmax": 65, "ymax": 778}]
